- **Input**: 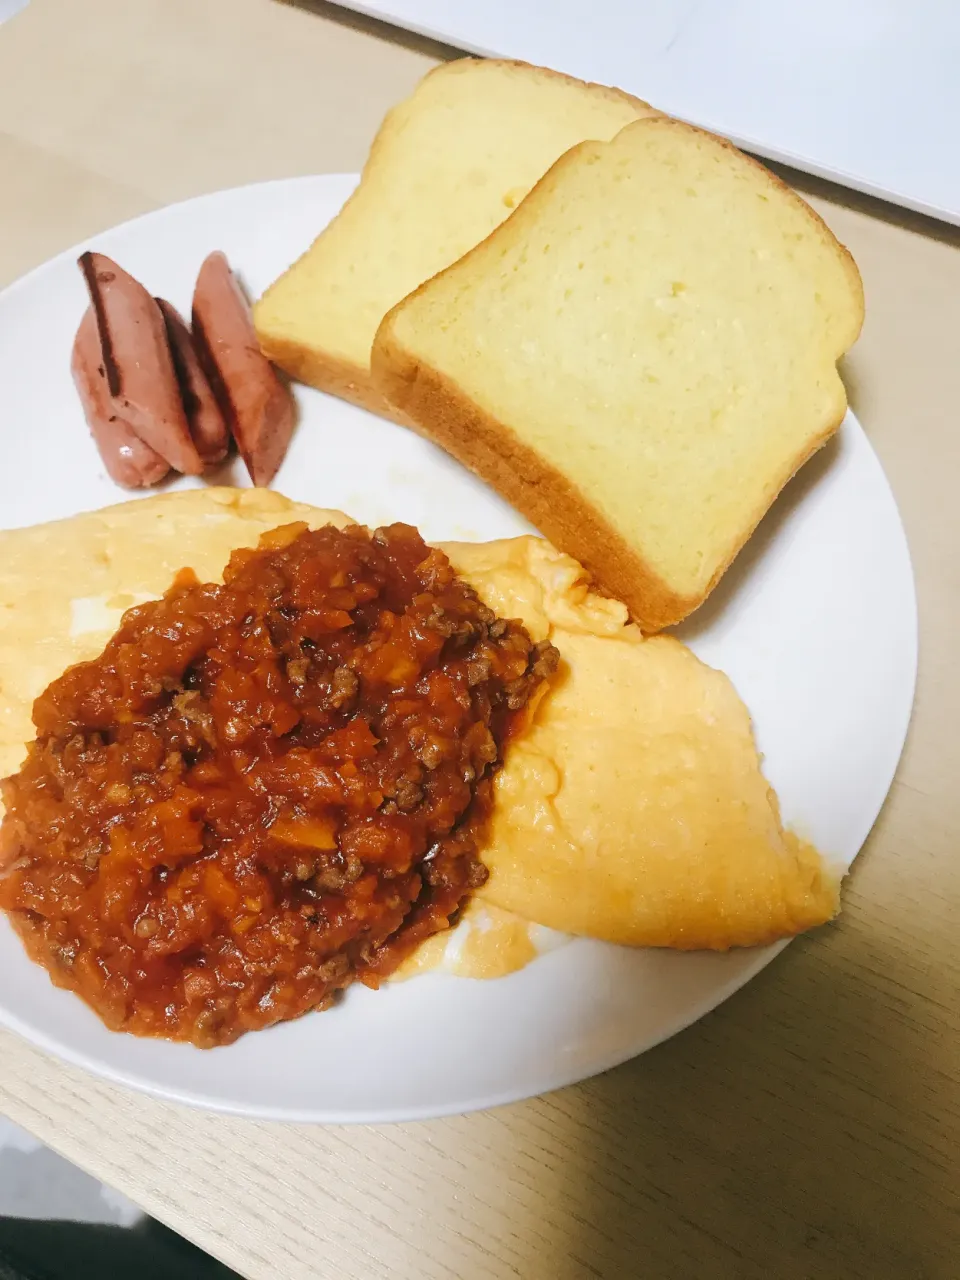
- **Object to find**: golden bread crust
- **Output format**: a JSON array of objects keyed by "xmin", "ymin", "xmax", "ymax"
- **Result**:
[
  {"xmin": 256, "ymin": 333, "xmax": 411, "ymax": 423},
  {"xmin": 373, "ymin": 330, "xmax": 696, "ymax": 630}
]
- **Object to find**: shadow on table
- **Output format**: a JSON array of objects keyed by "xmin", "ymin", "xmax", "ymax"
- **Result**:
[
  {"xmin": 0, "ymin": 1216, "xmax": 241, "ymax": 1280},
  {"xmin": 472, "ymin": 818, "xmax": 958, "ymax": 1280}
]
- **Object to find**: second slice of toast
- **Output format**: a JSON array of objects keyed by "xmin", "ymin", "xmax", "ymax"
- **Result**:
[{"xmin": 373, "ymin": 117, "xmax": 864, "ymax": 631}]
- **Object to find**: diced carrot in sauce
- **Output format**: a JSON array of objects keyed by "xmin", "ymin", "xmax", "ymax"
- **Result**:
[{"xmin": 0, "ymin": 523, "xmax": 558, "ymax": 1047}]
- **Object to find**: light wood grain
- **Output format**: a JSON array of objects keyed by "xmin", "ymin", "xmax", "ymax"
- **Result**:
[{"xmin": 0, "ymin": 1, "xmax": 958, "ymax": 1277}]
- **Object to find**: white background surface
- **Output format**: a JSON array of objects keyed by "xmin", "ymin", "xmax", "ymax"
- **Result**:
[
  {"xmin": 0, "ymin": 0, "xmax": 29, "ymax": 24},
  {"xmin": 0, "ymin": 1118, "xmax": 140, "ymax": 1224},
  {"xmin": 332, "ymin": 0, "xmax": 960, "ymax": 226}
]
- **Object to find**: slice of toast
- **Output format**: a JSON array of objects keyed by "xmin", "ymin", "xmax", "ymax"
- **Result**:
[
  {"xmin": 373, "ymin": 116, "xmax": 864, "ymax": 631},
  {"xmin": 252, "ymin": 58, "xmax": 657, "ymax": 419}
]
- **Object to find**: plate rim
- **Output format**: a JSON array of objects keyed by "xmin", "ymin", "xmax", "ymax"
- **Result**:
[
  {"xmin": 0, "ymin": 174, "xmax": 361, "ymax": 305},
  {"xmin": 0, "ymin": 174, "xmax": 920, "ymax": 1122}
]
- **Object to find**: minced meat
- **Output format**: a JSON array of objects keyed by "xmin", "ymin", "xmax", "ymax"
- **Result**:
[{"xmin": 0, "ymin": 522, "xmax": 557, "ymax": 1047}]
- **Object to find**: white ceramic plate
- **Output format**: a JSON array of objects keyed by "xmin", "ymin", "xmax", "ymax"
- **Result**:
[{"xmin": 0, "ymin": 177, "xmax": 917, "ymax": 1122}]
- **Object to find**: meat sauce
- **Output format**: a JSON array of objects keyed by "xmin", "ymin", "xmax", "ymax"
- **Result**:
[{"xmin": 0, "ymin": 523, "xmax": 557, "ymax": 1047}]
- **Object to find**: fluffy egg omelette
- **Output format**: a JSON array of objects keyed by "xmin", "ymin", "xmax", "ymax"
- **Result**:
[{"xmin": 0, "ymin": 488, "xmax": 838, "ymax": 984}]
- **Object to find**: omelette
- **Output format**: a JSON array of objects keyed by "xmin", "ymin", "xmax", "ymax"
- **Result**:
[{"xmin": 0, "ymin": 488, "xmax": 839, "ymax": 979}]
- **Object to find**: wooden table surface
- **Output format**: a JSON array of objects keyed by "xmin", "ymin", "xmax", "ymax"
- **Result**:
[{"xmin": 1, "ymin": 1, "xmax": 958, "ymax": 1276}]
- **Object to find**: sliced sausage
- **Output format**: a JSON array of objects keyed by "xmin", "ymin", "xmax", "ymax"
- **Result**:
[
  {"xmin": 156, "ymin": 298, "xmax": 230, "ymax": 466},
  {"xmin": 191, "ymin": 251, "xmax": 296, "ymax": 486},
  {"xmin": 71, "ymin": 308, "xmax": 171, "ymax": 489},
  {"xmin": 78, "ymin": 251, "xmax": 203, "ymax": 475}
]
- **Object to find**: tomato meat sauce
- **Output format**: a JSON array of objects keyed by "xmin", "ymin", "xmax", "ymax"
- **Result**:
[{"xmin": 0, "ymin": 523, "xmax": 558, "ymax": 1047}]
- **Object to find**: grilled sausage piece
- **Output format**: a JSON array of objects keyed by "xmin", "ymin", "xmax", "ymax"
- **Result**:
[
  {"xmin": 78, "ymin": 251, "xmax": 203, "ymax": 475},
  {"xmin": 71, "ymin": 308, "xmax": 171, "ymax": 488},
  {"xmin": 192, "ymin": 251, "xmax": 296, "ymax": 486},
  {"xmin": 156, "ymin": 298, "xmax": 230, "ymax": 466}
]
